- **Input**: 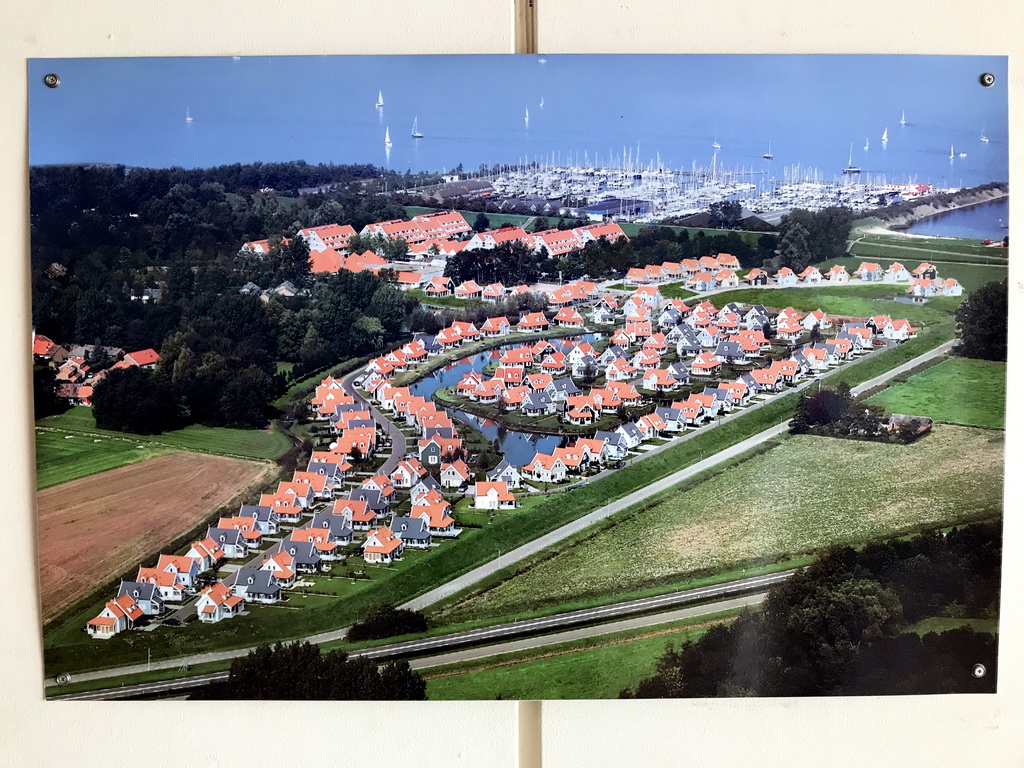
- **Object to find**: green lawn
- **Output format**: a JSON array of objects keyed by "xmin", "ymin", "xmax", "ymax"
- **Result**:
[
  {"xmin": 426, "ymin": 616, "xmax": 725, "ymax": 700},
  {"xmin": 35, "ymin": 407, "xmax": 291, "ymax": 488},
  {"xmin": 906, "ymin": 616, "xmax": 1000, "ymax": 636},
  {"xmin": 817, "ymin": 256, "xmax": 1008, "ymax": 294},
  {"xmin": 868, "ymin": 358, "xmax": 1006, "ymax": 429},
  {"xmin": 441, "ymin": 426, "xmax": 1004, "ymax": 623},
  {"xmin": 657, "ymin": 284, "xmax": 698, "ymax": 300},
  {"xmin": 409, "ymin": 289, "xmax": 483, "ymax": 308}
]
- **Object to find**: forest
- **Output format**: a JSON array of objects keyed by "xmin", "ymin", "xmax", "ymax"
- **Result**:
[{"xmin": 624, "ymin": 521, "xmax": 1001, "ymax": 698}]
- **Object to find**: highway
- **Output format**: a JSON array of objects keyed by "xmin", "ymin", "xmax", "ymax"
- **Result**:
[{"xmin": 50, "ymin": 578, "xmax": 779, "ymax": 700}]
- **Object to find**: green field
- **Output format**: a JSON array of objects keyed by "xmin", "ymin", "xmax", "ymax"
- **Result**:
[
  {"xmin": 817, "ymin": 255, "xmax": 1008, "ymax": 294},
  {"xmin": 906, "ymin": 616, "xmax": 999, "ymax": 636},
  {"xmin": 35, "ymin": 407, "xmax": 291, "ymax": 489},
  {"xmin": 441, "ymin": 426, "xmax": 1004, "ymax": 623},
  {"xmin": 426, "ymin": 616, "xmax": 723, "ymax": 700},
  {"xmin": 409, "ymin": 289, "xmax": 483, "ymax": 308},
  {"xmin": 868, "ymin": 357, "xmax": 1006, "ymax": 429}
]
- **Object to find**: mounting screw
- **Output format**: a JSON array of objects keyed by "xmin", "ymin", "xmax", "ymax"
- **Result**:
[
  {"xmin": 980, "ymin": 73, "xmax": 995, "ymax": 87},
  {"xmin": 43, "ymin": 73, "xmax": 61, "ymax": 88},
  {"xmin": 972, "ymin": 663, "xmax": 986, "ymax": 678}
]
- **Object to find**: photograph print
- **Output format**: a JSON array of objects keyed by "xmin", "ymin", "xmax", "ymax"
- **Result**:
[{"xmin": 29, "ymin": 54, "xmax": 1007, "ymax": 701}]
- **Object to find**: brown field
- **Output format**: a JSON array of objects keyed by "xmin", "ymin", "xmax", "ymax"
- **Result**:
[{"xmin": 36, "ymin": 453, "xmax": 276, "ymax": 622}]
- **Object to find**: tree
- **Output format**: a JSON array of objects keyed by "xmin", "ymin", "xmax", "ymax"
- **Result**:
[
  {"xmin": 954, "ymin": 280, "xmax": 1008, "ymax": 361},
  {"xmin": 708, "ymin": 200, "xmax": 742, "ymax": 229},
  {"xmin": 193, "ymin": 641, "xmax": 426, "ymax": 700},
  {"xmin": 92, "ymin": 367, "xmax": 180, "ymax": 434},
  {"xmin": 775, "ymin": 221, "xmax": 812, "ymax": 273},
  {"xmin": 472, "ymin": 213, "xmax": 491, "ymax": 232},
  {"xmin": 346, "ymin": 605, "xmax": 429, "ymax": 642}
]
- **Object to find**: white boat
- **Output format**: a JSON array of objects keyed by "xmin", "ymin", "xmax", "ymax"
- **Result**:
[
  {"xmin": 881, "ymin": 127, "xmax": 888, "ymax": 143},
  {"xmin": 843, "ymin": 143, "xmax": 861, "ymax": 174},
  {"xmin": 712, "ymin": 130, "xmax": 721, "ymax": 150},
  {"xmin": 384, "ymin": 127, "xmax": 392, "ymax": 148},
  {"xmin": 900, "ymin": 109, "xmax": 907, "ymax": 126},
  {"xmin": 981, "ymin": 127, "xmax": 990, "ymax": 142},
  {"xmin": 949, "ymin": 144, "xmax": 955, "ymax": 160},
  {"xmin": 540, "ymin": 96, "xmax": 544, "ymax": 108},
  {"xmin": 375, "ymin": 91, "xmax": 384, "ymax": 109},
  {"xmin": 185, "ymin": 107, "xmax": 193, "ymax": 123},
  {"xmin": 959, "ymin": 151, "xmax": 968, "ymax": 158},
  {"xmin": 411, "ymin": 117, "xmax": 423, "ymax": 139},
  {"xmin": 763, "ymin": 141, "xmax": 773, "ymax": 160},
  {"xmin": 525, "ymin": 105, "xmax": 530, "ymax": 126},
  {"xmin": 864, "ymin": 137, "xmax": 869, "ymax": 151}
]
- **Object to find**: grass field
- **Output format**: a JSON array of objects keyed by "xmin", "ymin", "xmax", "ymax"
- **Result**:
[
  {"xmin": 816, "ymin": 256, "xmax": 1008, "ymax": 294},
  {"xmin": 906, "ymin": 616, "xmax": 999, "ymax": 636},
  {"xmin": 425, "ymin": 616, "xmax": 726, "ymax": 700},
  {"xmin": 868, "ymin": 358, "xmax": 1006, "ymax": 429},
  {"xmin": 36, "ymin": 408, "xmax": 291, "ymax": 488},
  {"xmin": 441, "ymin": 426, "xmax": 1004, "ymax": 623}
]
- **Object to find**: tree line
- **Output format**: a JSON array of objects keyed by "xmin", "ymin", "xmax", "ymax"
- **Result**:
[{"xmin": 623, "ymin": 521, "xmax": 1001, "ymax": 698}]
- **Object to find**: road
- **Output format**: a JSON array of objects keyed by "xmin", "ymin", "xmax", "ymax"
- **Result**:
[
  {"xmin": 50, "ymin": 580, "xmax": 776, "ymax": 700},
  {"xmin": 340, "ymin": 365, "xmax": 407, "ymax": 476},
  {"xmin": 847, "ymin": 235, "xmax": 1009, "ymax": 262},
  {"xmin": 45, "ymin": 336, "xmax": 952, "ymax": 690}
]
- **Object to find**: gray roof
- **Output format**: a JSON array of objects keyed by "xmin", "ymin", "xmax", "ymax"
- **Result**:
[
  {"xmin": 412, "ymin": 474, "xmax": 442, "ymax": 493},
  {"xmin": 740, "ymin": 373, "xmax": 762, "ymax": 391},
  {"xmin": 714, "ymin": 341, "xmax": 745, "ymax": 358},
  {"xmin": 702, "ymin": 387, "xmax": 733, "ymax": 401},
  {"xmin": 594, "ymin": 430, "xmax": 625, "ymax": 447},
  {"xmin": 311, "ymin": 511, "xmax": 354, "ymax": 540},
  {"xmin": 666, "ymin": 362, "xmax": 690, "ymax": 379},
  {"xmin": 655, "ymin": 407, "xmax": 681, "ymax": 421},
  {"xmin": 280, "ymin": 540, "xmax": 322, "ymax": 568},
  {"xmin": 240, "ymin": 281, "xmax": 262, "ymax": 295},
  {"xmin": 206, "ymin": 527, "xmax": 245, "ymax": 548},
  {"xmin": 117, "ymin": 581, "xmax": 162, "ymax": 603},
  {"xmin": 389, "ymin": 515, "xmax": 432, "ymax": 543},
  {"xmin": 422, "ymin": 427, "xmax": 458, "ymax": 440},
  {"xmin": 551, "ymin": 378, "xmax": 582, "ymax": 395},
  {"xmin": 305, "ymin": 460, "xmax": 346, "ymax": 481},
  {"xmin": 349, "ymin": 488, "xmax": 388, "ymax": 511},
  {"xmin": 234, "ymin": 568, "xmax": 281, "ymax": 597},
  {"xmin": 522, "ymin": 392, "xmax": 553, "ymax": 410},
  {"xmin": 617, "ymin": 422, "xmax": 644, "ymax": 440},
  {"xmin": 240, "ymin": 504, "xmax": 278, "ymax": 525},
  {"xmin": 487, "ymin": 458, "xmax": 521, "ymax": 480}
]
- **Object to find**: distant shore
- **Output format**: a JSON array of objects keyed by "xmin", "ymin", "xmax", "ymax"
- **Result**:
[{"xmin": 854, "ymin": 184, "xmax": 1008, "ymax": 239}]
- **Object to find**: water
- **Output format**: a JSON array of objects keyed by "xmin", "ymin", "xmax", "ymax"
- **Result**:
[
  {"xmin": 408, "ymin": 335, "xmax": 594, "ymax": 466},
  {"xmin": 903, "ymin": 197, "xmax": 1009, "ymax": 240},
  {"xmin": 29, "ymin": 55, "xmax": 1008, "ymax": 189}
]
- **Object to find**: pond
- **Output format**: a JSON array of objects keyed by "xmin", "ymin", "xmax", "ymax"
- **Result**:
[{"xmin": 408, "ymin": 334, "xmax": 596, "ymax": 466}]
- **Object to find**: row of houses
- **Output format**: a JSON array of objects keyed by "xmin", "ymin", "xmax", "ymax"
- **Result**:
[
  {"xmin": 33, "ymin": 335, "xmax": 159, "ymax": 406},
  {"xmin": 624, "ymin": 252, "xmax": 742, "ymax": 286},
  {"xmin": 851, "ymin": 261, "xmax": 963, "ymax": 297}
]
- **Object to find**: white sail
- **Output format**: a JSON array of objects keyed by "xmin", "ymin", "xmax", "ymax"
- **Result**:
[
  {"xmin": 950, "ymin": 144, "xmax": 954, "ymax": 160},
  {"xmin": 540, "ymin": 96, "xmax": 544, "ymax": 108},
  {"xmin": 881, "ymin": 127, "xmax": 888, "ymax": 142},
  {"xmin": 525, "ymin": 105, "xmax": 529, "ymax": 125},
  {"xmin": 981, "ymin": 126, "xmax": 990, "ymax": 142},
  {"xmin": 900, "ymin": 110, "xmax": 906, "ymax": 126},
  {"xmin": 864, "ymin": 137, "xmax": 869, "ymax": 151},
  {"xmin": 384, "ymin": 127, "xmax": 392, "ymax": 148},
  {"xmin": 411, "ymin": 117, "xmax": 423, "ymax": 138},
  {"xmin": 185, "ymin": 107, "xmax": 193, "ymax": 123},
  {"xmin": 376, "ymin": 90, "xmax": 384, "ymax": 108}
]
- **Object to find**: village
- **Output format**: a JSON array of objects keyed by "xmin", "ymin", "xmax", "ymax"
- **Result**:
[{"xmin": 66, "ymin": 208, "xmax": 944, "ymax": 637}]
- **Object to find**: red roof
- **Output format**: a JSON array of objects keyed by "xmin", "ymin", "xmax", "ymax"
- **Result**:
[{"xmin": 126, "ymin": 349, "xmax": 159, "ymax": 366}]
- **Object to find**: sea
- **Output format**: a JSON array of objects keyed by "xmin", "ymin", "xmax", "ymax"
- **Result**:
[
  {"xmin": 28, "ymin": 55, "xmax": 1008, "ymax": 190},
  {"xmin": 904, "ymin": 197, "xmax": 1008, "ymax": 240}
]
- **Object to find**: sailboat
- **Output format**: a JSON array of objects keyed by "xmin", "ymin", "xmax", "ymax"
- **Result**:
[
  {"xmin": 540, "ymin": 96, "xmax": 545, "ymax": 108},
  {"xmin": 843, "ymin": 143, "xmax": 861, "ymax": 174},
  {"xmin": 900, "ymin": 110, "xmax": 907, "ymax": 126},
  {"xmin": 959, "ymin": 150, "xmax": 968, "ymax": 158},
  {"xmin": 864, "ymin": 137, "xmax": 870, "ymax": 151},
  {"xmin": 949, "ymin": 144, "xmax": 955, "ymax": 160},
  {"xmin": 712, "ymin": 130, "xmax": 721, "ymax": 150},
  {"xmin": 881, "ymin": 127, "xmax": 889, "ymax": 143},
  {"xmin": 411, "ymin": 117, "xmax": 423, "ymax": 139},
  {"xmin": 375, "ymin": 91, "xmax": 384, "ymax": 109},
  {"xmin": 384, "ymin": 127, "xmax": 392, "ymax": 148},
  {"xmin": 525, "ymin": 105, "xmax": 530, "ymax": 126},
  {"xmin": 763, "ymin": 141, "xmax": 773, "ymax": 160},
  {"xmin": 185, "ymin": 107, "xmax": 193, "ymax": 123},
  {"xmin": 980, "ymin": 127, "xmax": 990, "ymax": 142}
]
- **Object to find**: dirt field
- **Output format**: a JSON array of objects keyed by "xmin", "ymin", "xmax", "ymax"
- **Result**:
[{"xmin": 36, "ymin": 453, "xmax": 276, "ymax": 622}]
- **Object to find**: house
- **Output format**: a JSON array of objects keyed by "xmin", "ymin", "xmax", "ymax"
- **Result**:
[
  {"xmin": 912, "ymin": 262, "xmax": 938, "ymax": 280},
  {"xmin": 278, "ymin": 539, "xmax": 324, "ymax": 573},
  {"xmin": 486, "ymin": 459, "xmax": 523, "ymax": 489},
  {"xmin": 389, "ymin": 515, "xmax": 433, "ymax": 548},
  {"xmin": 824, "ymin": 264, "xmax": 850, "ymax": 283},
  {"xmin": 615, "ymin": 421, "xmax": 645, "ymax": 449},
  {"xmin": 413, "ymin": 504, "xmax": 457, "ymax": 537},
  {"xmin": 907, "ymin": 278, "xmax": 937, "ymax": 298},
  {"xmin": 482, "ymin": 282, "xmax": 507, "ymax": 302},
  {"xmin": 396, "ymin": 272, "xmax": 425, "ymax": 291},
  {"xmin": 593, "ymin": 430, "xmax": 628, "ymax": 460},
  {"xmin": 425, "ymin": 275, "xmax": 453, "ymax": 297},
  {"xmin": 331, "ymin": 498, "xmax": 377, "ymax": 531},
  {"xmin": 713, "ymin": 340, "xmax": 747, "ymax": 365},
  {"xmin": 391, "ymin": 457, "xmax": 427, "ymax": 488},
  {"xmin": 290, "ymin": 527, "xmax": 341, "ymax": 560},
  {"xmin": 185, "ymin": 538, "xmax": 225, "ymax": 572},
  {"xmin": 123, "ymin": 349, "xmax": 159, "ymax": 368},
  {"xmin": 635, "ymin": 412, "xmax": 667, "ymax": 439},
  {"xmin": 260, "ymin": 550, "xmax": 297, "ymax": 588},
  {"xmin": 480, "ymin": 316, "xmax": 511, "ymax": 337},
  {"xmin": 554, "ymin": 307, "xmax": 585, "ymax": 328},
  {"xmin": 690, "ymin": 351, "xmax": 723, "ymax": 376},
  {"xmin": 116, "ymin": 582, "xmax": 164, "ymax": 616},
  {"xmin": 310, "ymin": 509, "xmax": 355, "ymax": 546},
  {"xmin": 941, "ymin": 278, "xmax": 963, "ymax": 296},
  {"xmin": 86, "ymin": 595, "xmax": 145, "ymax": 639},
  {"xmin": 474, "ymin": 481, "xmax": 517, "ymax": 510},
  {"xmin": 135, "ymin": 567, "xmax": 185, "ymax": 602},
  {"xmin": 205, "ymin": 527, "xmax": 250, "ymax": 559},
  {"xmin": 884, "ymin": 262, "xmax": 911, "ymax": 282},
  {"xmin": 802, "ymin": 309, "xmax": 832, "ymax": 331},
  {"xmin": 522, "ymin": 453, "xmax": 568, "ymax": 484},
  {"xmin": 642, "ymin": 367, "xmax": 682, "ymax": 392},
  {"xmin": 773, "ymin": 267, "xmax": 797, "ymax": 285},
  {"xmin": 882, "ymin": 318, "xmax": 917, "ymax": 341},
  {"xmin": 154, "ymin": 554, "xmax": 201, "ymax": 589},
  {"xmin": 745, "ymin": 268, "xmax": 769, "ymax": 286},
  {"xmin": 715, "ymin": 269, "xmax": 740, "ymax": 288},
  {"xmin": 363, "ymin": 525, "xmax": 405, "ymax": 564},
  {"xmin": 517, "ymin": 312, "xmax": 550, "ymax": 332},
  {"xmin": 854, "ymin": 262, "xmax": 885, "ymax": 282},
  {"xmin": 196, "ymin": 582, "xmax": 244, "ymax": 623},
  {"xmin": 232, "ymin": 568, "xmax": 282, "ymax": 604},
  {"xmin": 686, "ymin": 271, "xmax": 717, "ymax": 292},
  {"xmin": 797, "ymin": 266, "xmax": 822, "ymax": 284},
  {"xmin": 454, "ymin": 280, "xmax": 484, "ymax": 300}
]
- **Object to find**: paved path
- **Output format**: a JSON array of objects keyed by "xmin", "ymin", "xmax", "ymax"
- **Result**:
[
  {"xmin": 408, "ymin": 592, "xmax": 767, "ymax": 672},
  {"xmin": 340, "ymin": 366, "xmax": 407, "ymax": 476}
]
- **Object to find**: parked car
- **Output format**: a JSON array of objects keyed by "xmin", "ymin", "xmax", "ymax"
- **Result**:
[{"xmin": 163, "ymin": 617, "xmax": 183, "ymax": 626}]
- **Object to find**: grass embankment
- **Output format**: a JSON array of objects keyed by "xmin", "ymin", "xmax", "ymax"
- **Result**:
[
  {"xmin": 41, "ymin": 313, "xmax": 956, "ymax": 676},
  {"xmin": 424, "ymin": 610, "xmax": 737, "ymax": 700},
  {"xmin": 35, "ymin": 408, "xmax": 291, "ymax": 488},
  {"xmin": 408, "ymin": 289, "xmax": 484, "ymax": 309},
  {"xmin": 868, "ymin": 358, "xmax": 1006, "ymax": 429},
  {"xmin": 440, "ymin": 425, "xmax": 1003, "ymax": 623}
]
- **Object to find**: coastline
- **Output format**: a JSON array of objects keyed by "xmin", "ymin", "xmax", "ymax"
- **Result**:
[{"xmin": 853, "ymin": 185, "xmax": 1008, "ymax": 239}]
